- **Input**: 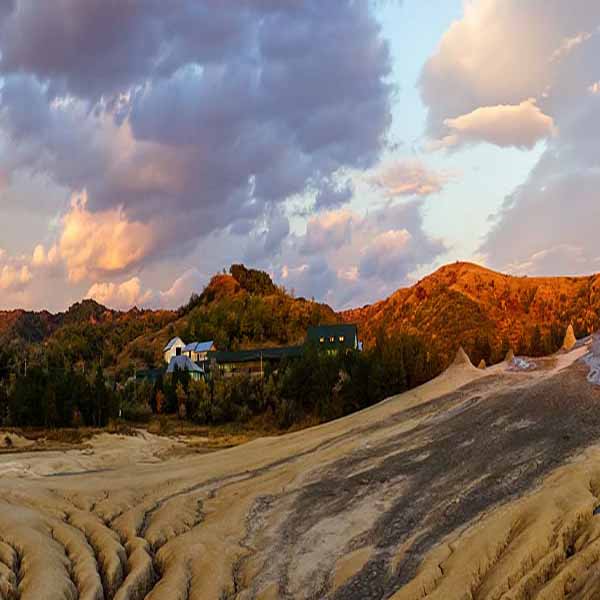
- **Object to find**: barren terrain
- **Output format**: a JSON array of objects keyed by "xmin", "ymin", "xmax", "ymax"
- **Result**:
[{"xmin": 2, "ymin": 339, "xmax": 600, "ymax": 599}]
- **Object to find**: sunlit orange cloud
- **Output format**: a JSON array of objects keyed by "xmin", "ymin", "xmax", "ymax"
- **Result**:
[
  {"xmin": 86, "ymin": 277, "xmax": 153, "ymax": 309},
  {"xmin": 59, "ymin": 191, "xmax": 157, "ymax": 282},
  {"xmin": 0, "ymin": 264, "xmax": 32, "ymax": 291}
]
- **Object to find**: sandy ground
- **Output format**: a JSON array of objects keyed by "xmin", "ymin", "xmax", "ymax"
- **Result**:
[{"xmin": 1, "ymin": 341, "xmax": 599, "ymax": 599}]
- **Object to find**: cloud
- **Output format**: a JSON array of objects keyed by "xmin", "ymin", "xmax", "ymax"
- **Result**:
[
  {"xmin": 0, "ymin": 246, "xmax": 33, "ymax": 291},
  {"xmin": 481, "ymin": 168, "xmax": 600, "ymax": 276},
  {"xmin": 550, "ymin": 32, "xmax": 593, "ymax": 62},
  {"xmin": 0, "ymin": 0, "xmax": 393, "ymax": 291},
  {"xmin": 302, "ymin": 210, "xmax": 355, "ymax": 255},
  {"xmin": 86, "ymin": 268, "xmax": 205, "ymax": 310},
  {"xmin": 433, "ymin": 2, "xmax": 600, "ymax": 275},
  {"xmin": 504, "ymin": 244, "xmax": 589, "ymax": 277},
  {"xmin": 31, "ymin": 244, "xmax": 59, "ymax": 269},
  {"xmin": 0, "ymin": 263, "xmax": 31, "ymax": 291},
  {"xmin": 368, "ymin": 160, "xmax": 451, "ymax": 196},
  {"xmin": 282, "ymin": 202, "xmax": 446, "ymax": 308},
  {"xmin": 432, "ymin": 99, "xmax": 557, "ymax": 150},
  {"xmin": 359, "ymin": 229, "xmax": 413, "ymax": 279},
  {"xmin": 58, "ymin": 191, "xmax": 158, "ymax": 282},
  {"xmin": 86, "ymin": 277, "xmax": 152, "ymax": 310},
  {"xmin": 314, "ymin": 178, "xmax": 354, "ymax": 211},
  {"xmin": 419, "ymin": 0, "xmax": 600, "ymax": 137}
]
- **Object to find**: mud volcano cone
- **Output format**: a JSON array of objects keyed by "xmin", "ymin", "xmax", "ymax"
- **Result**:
[
  {"xmin": 452, "ymin": 346, "xmax": 474, "ymax": 367},
  {"xmin": 563, "ymin": 324, "xmax": 576, "ymax": 351},
  {"xmin": 505, "ymin": 349, "xmax": 515, "ymax": 363},
  {"xmin": 478, "ymin": 359, "xmax": 486, "ymax": 370}
]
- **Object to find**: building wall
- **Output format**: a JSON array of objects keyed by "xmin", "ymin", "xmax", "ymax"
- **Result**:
[{"xmin": 164, "ymin": 342, "xmax": 185, "ymax": 364}]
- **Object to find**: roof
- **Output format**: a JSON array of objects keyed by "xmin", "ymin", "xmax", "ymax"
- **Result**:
[
  {"xmin": 163, "ymin": 337, "xmax": 184, "ymax": 352},
  {"xmin": 166, "ymin": 355, "xmax": 204, "ymax": 374},
  {"xmin": 307, "ymin": 324, "xmax": 358, "ymax": 349},
  {"xmin": 183, "ymin": 340, "xmax": 215, "ymax": 353},
  {"xmin": 208, "ymin": 346, "xmax": 304, "ymax": 364}
]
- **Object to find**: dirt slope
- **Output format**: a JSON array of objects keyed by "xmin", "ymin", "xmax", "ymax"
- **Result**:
[{"xmin": 2, "ymin": 339, "xmax": 600, "ymax": 598}]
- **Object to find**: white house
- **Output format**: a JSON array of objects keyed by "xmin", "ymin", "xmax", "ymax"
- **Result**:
[
  {"xmin": 163, "ymin": 337, "xmax": 186, "ymax": 364},
  {"xmin": 166, "ymin": 355, "xmax": 205, "ymax": 381},
  {"xmin": 182, "ymin": 340, "xmax": 217, "ymax": 364}
]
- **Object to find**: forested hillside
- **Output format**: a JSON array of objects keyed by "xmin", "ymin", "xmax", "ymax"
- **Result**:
[{"xmin": 344, "ymin": 262, "xmax": 600, "ymax": 366}]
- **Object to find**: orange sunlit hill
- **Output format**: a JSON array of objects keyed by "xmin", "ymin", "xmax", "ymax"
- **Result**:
[{"xmin": 3, "ymin": 262, "xmax": 599, "ymax": 374}]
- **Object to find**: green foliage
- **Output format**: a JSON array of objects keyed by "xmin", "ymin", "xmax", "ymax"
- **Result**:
[
  {"xmin": 181, "ymin": 289, "xmax": 332, "ymax": 351},
  {"xmin": 159, "ymin": 332, "xmax": 442, "ymax": 430},
  {"xmin": 0, "ymin": 356, "xmax": 117, "ymax": 428},
  {"xmin": 230, "ymin": 264, "xmax": 277, "ymax": 295}
]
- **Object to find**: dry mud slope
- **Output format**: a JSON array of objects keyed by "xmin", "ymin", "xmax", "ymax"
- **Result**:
[{"xmin": 3, "ymin": 340, "xmax": 600, "ymax": 599}]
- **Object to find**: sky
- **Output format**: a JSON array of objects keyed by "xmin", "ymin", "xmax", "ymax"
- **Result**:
[{"xmin": 1, "ymin": 0, "xmax": 599, "ymax": 312}]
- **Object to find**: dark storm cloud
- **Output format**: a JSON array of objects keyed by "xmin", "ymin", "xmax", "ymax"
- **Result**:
[{"xmin": 0, "ymin": 0, "xmax": 393, "ymax": 273}]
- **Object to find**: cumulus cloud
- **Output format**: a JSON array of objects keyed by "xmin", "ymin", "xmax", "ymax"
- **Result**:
[
  {"xmin": 282, "ymin": 202, "xmax": 446, "ymax": 308},
  {"xmin": 0, "ymin": 246, "xmax": 33, "ymax": 292},
  {"xmin": 0, "ymin": 263, "xmax": 31, "ymax": 291},
  {"xmin": 302, "ymin": 210, "xmax": 355, "ymax": 255},
  {"xmin": 432, "ymin": 99, "xmax": 557, "ymax": 150},
  {"xmin": 430, "ymin": 1, "xmax": 600, "ymax": 276},
  {"xmin": 419, "ymin": 0, "xmax": 600, "ymax": 137},
  {"xmin": 86, "ymin": 269, "xmax": 205, "ymax": 310},
  {"xmin": 58, "ymin": 191, "xmax": 158, "ymax": 282},
  {"xmin": 360, "ymin": 230, "xmax": 413, "ymax": 279},
  {"xmin": 368, "ymin": 160, "xmax": 451, "ymax": 196},
  {"xmin": 86, "ymin": 277, "xmax": 152, "ymax": 310},
  {"xmin": 31, "ymin": 244, "xmax": 59, "ymax": 269}
]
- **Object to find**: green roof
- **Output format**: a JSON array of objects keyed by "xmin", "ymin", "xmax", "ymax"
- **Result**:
[
  {"xmin": 208, "ymin": 346, "xmax": 304, "ymax": 364},
  {"xmin": 307, "ymin": 324, "xmax": 358, "ymax": 350}
]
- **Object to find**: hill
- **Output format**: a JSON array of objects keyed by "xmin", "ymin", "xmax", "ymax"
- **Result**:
[
  {"xmin": 4, "ymin": 261, "xmax": 600, "ymax": 378},
  {"xmin": 343, "ymin": 261, "xmax": 600, "ymax": 365},
  {"xmin": 116, "ymin": 265, "xmax": 338, "ymax": 375},
  {"xmin": 0, "ymin": 300, "xmax": 177, "ymax": 373}
]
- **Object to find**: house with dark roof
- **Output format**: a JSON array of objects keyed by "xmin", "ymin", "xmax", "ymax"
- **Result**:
[
  {"xmin": 163, "ymin": 337, "xmax": 185, "ymax": 364},
  {"xmin": 306, "ymin": 324, "xmax": 359, "ymax": 352},
  {"xmin": 166, "ymin": 355, "xmax": 205, "ymax": 381},
  {"xmin": 208, "ymin": 346, "xmax": 303, "ymax": 378}
]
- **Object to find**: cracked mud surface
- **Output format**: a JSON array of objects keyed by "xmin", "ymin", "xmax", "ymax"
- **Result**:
[{"xmin": 1, "ymin": 342, "xmax": 600, "ymax": 599}]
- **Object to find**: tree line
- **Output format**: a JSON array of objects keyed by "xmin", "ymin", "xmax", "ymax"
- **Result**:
[{"xmin": 0, "ymin": 332, "xmax": 441, "ymax": 430}]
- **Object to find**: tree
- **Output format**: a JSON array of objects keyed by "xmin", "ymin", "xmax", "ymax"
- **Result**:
[
  {"xmin": 176, "ymin": 382, "xmax": 188, "ymax": 420},
  {"xmin": 188, "ymin": 378, "xmax": 212, "ymax": 423},
  {"xmin": 530, "ymin": 325, "xmax": 543, "ymax": 357},
  {"xmin": 155, "ymin": 390, "xmax": 167, "ymax": 415}
]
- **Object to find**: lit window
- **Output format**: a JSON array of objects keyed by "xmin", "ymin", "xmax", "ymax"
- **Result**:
[
  {"xmin": 319, "ymin": 337, "xmax": 325, "ymax": 343},
  {"xmin": 339, "ymin": 336, "xmax": 345, "ymax": 343},
  {"xmin": 330, "ymin": 336, "xmax": 335, "ymax": 343}
]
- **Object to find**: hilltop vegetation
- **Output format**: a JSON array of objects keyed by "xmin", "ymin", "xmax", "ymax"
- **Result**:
[
  {"xmin": 117, "ymin": 265, "xmax": 338, "ymax": 375},
  {"xmin": 344, "ymin": 262, "xmax": 600, "ymax": 365}
]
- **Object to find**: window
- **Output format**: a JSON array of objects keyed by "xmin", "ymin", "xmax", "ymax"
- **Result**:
[
  {"xmin": 339, "ymin": 335, "xmax": 345, "ymax": 343},
  {"xmin": 319, "ymin": 337, "xmax": 325, "ymax": 343},
  {"xmin": 329, "ymin": 336, "xmax": 335, "ymax": 343}
]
